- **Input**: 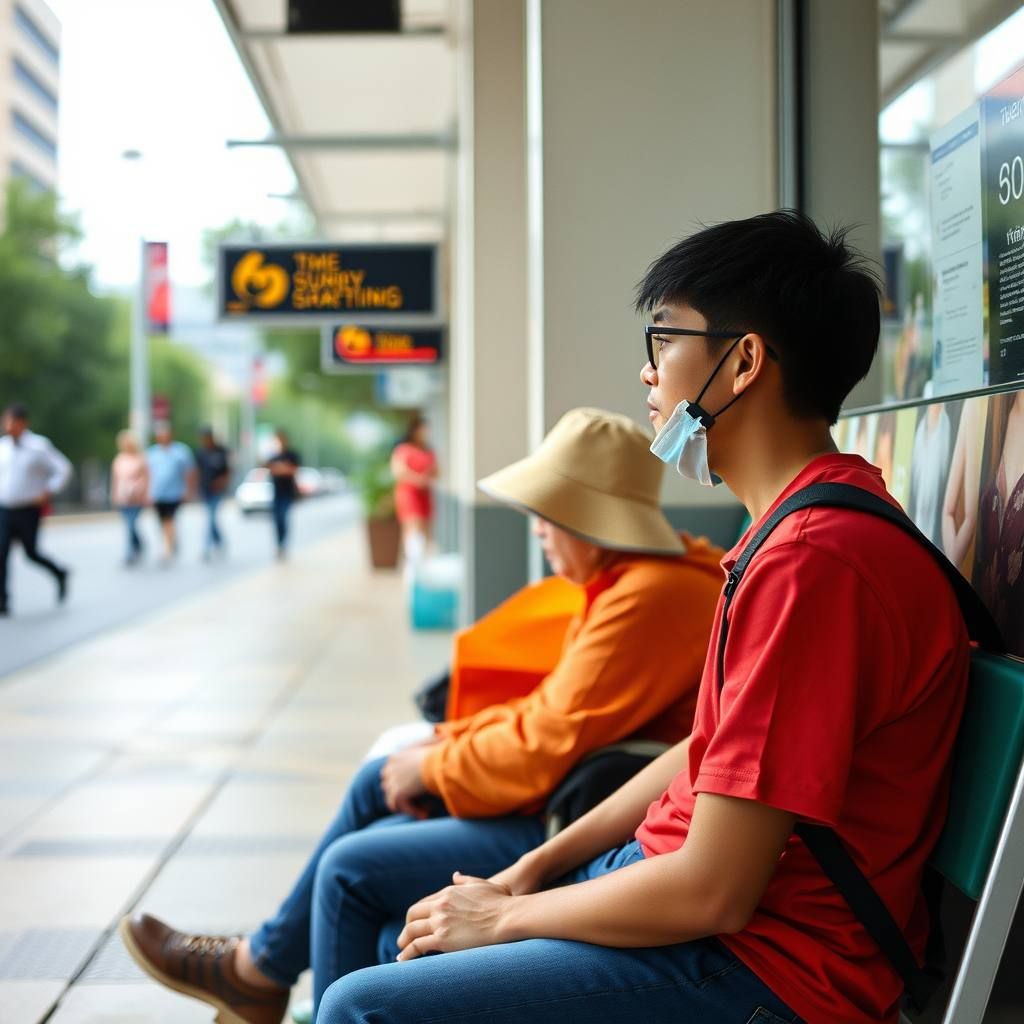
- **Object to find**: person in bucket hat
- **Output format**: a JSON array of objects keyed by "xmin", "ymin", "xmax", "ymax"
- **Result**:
[{"xmin": 120, "ymin": 407, "xmax": 724, "ymax": 1024}]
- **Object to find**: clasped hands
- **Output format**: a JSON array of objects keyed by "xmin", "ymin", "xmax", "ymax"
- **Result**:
[{"xmin": 395, "ymin": 855, "xmax": 547, "ymax": 962}]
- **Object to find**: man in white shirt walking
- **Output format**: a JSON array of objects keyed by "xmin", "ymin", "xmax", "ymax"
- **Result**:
[{"xmin": 0, "ymin": 403, "xmax": 72, "ymax": 616}]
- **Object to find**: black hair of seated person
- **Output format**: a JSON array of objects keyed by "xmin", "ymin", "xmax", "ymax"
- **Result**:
[{"xmin": 634, "ymin": 210, "xmax": 881, "ymax": 426}]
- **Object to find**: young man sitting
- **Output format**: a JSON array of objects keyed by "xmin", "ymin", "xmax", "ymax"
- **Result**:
[
  {"xmin": 316, "ymin": 212, "xmax": 970, "ymax": 1024},
  {"xmin": 121, "ymin": 408, "xmax": 724, "ymax": 1023}
]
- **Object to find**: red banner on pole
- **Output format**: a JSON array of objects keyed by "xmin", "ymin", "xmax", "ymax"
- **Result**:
[{"xmin": 144, "ymin": 242, "xmax": 170, "ymax": 333}]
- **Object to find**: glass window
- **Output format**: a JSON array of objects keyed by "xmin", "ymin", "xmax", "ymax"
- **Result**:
[
  {"xmin": 12, "ymin": 110, "xmax": 57, "ymax": 159},
  {"xmin": 14, "ymin": 5, "xmax": 59, "ymax": 65},
  {"xmin": 10, "ymin": 159, "xmax": 50, "ymax": 193},
  {"xmin": 13, "ymin": 58, "xmax": 57, "ymax": 111}
]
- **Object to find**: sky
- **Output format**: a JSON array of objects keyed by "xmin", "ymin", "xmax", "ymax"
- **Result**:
[{"xmin": 51, "ymin": 0, "xmax": 300, "ymax": 291}]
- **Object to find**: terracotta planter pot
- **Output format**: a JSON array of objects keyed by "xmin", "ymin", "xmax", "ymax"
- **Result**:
[{"xmin": 366, "ymin": 515, "xmax": 401, "ymax": 569}]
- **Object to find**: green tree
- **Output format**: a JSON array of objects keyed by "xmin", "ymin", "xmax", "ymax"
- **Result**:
[{"xmin": 0, "ymin": 181, "xmax": 123, "ymax": 469}]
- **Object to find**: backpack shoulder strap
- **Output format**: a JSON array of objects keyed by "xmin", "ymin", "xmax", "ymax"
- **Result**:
[
  {"xmin": 716, "ymin": 480, "xmax": 1004, "ymax": 1012},
  {"xmin": 716, "ymin": 481, "xmax": 1003, "ymax": 689}
]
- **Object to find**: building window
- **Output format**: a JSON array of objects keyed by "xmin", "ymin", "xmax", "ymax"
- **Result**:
[
  {"xmin": 12, "ymin": 110, "xmax": 57, "ymax": 160},
  {"xmin": 10, "ymin": 159, "xmax": 50, "ymax": 193},
  {"xmin": 13, "ymin": 58, "xmax": 57, "ymax": 112},
  {"xmin": 14, "ymin": 5, "xmax": 59, "ymax": 65}
]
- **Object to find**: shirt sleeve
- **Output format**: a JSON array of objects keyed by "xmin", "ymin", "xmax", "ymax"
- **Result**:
[
  {"xmin": 42, "ymin": 439, "xmax": 72, "ymax": 495},
  {"xmin": 421, "ymin": 564, "xmax": 713, "ymax": 817},
  {"xmin": 693, "ymin": 543, "xmax": 893, "ymax": 828}
]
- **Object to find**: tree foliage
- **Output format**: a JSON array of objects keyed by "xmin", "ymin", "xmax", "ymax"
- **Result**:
[
  {"xmin": 0, "ymin": 181, "xmax": 122, "ymax": 467},
  {"xmin": 0, "ymin": 181, "xmax": 213, "ymax": 500}
]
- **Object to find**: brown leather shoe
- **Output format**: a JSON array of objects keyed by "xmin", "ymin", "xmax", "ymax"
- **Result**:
[{"xmin": 119, "ymin": 915, "xmax": 289, "ymax": 1024}]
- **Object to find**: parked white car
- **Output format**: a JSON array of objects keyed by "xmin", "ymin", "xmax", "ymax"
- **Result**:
[{"xmin": 235, "ymin": 468, "xmax": 274, "ymax": 514}]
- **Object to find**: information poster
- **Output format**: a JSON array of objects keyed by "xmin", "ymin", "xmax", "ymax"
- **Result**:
[
  {"xmin": 929, "ymin": 105, "xmax": 985, "ymax": 394},
  {"xmin": 985, "ymin": 65, "xmax": 1024, "ymax": 385}
]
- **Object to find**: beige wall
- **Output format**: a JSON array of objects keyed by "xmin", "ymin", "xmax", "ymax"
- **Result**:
[
  {"xmin": 449, "ymin": 0, "xmax": 529, "ymax": 502},
  {"xmin": 527, "ymin": 0, "xmax": 777, "ymax": 509}
]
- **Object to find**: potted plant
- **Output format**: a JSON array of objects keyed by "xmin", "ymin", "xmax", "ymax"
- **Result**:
[{"xmin": 353, "ymin": 452, "xmax": 401, "ymax": 569}]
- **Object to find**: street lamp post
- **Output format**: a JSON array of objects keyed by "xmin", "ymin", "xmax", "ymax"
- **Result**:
[{"xmin": 122, "ymin": 149, "xmax": 150, "ymax": 444}]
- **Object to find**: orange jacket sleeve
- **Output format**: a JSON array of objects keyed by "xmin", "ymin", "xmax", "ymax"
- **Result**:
[{"xmin": 420, "ymin": 550, "xmax": 723, "ymax": 818}]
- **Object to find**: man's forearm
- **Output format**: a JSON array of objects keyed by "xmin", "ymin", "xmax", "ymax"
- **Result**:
[
  {"xmin": 527, "ymin": 737, "xmax": 691, "ymax": 883},
  {"xmin": 502, "ymin": 851, "xmax": 721, "ymax": 948}
]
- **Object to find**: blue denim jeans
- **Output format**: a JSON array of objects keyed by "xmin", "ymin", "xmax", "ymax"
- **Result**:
[
  {"xmin": 272, "ymin": 494, "xmax": 292, "ymax": 550},
  {"xmin": 318, "ymin": 842, "xmax": 803, "ymax": 1024},
  {"xmin": 120, "ymin": 506, "xmax": 143, "ymax": 561},
  {"xmin": 204, "ymin": 493, "xmax": 224, "ymax": 552},
  {"xmin": 247, "ymin": 757, "xmax": 547, "ymax": 1013}
]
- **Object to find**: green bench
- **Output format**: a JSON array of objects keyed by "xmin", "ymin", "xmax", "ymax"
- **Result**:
[{"xmin": 903, "ymin": 650, "xmax": 1024, "ymax": 1022}]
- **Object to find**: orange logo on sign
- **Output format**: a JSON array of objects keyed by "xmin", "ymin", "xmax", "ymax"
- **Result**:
[
  {"xmin": 229, "ymin": 251, "xmax": 290, "ymax": 310},
  {"xmin": 336, "ymin": 325, "xmax": 373, "ymax": 357}
]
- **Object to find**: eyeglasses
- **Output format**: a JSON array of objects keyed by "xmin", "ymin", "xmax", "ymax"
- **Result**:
[{"xmin": 643, "ymin": 325, "xmax": 778, "ymax": 371}]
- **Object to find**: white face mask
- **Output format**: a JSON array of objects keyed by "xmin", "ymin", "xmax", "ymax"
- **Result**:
[
  {"xmin": 649, "ymin": 336, "xmax": 743, "ymax": 486},
  {"xmin": 650, "ymin": 400, "xmax": 720, "ymax": 486}
]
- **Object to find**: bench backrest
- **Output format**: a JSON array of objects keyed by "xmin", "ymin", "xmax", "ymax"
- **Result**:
[{"xmin": 932, "ymin": 651, "xmax": 1024, "ymax": 899}]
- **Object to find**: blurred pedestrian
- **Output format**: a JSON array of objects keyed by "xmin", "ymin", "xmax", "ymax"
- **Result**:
[
  {"xmin": 266, "ymin": 428, "xmax": 300, "ymax": 559},
  {"xmin": 391, "ymin": 415, "xmax": 438, "ymax": 565},
  {"xmin": 0, "ymin": 403, "xmax": 72, "ymax": 616},
  {"xmin": 146, "ymin": 422, "xmax": 196, "ymax": 564},
  {"xmin": 196, "ymin": 427, "xmax": 230, "ymax": 561},
  {"xmin": 111, "ymin": 429, "xmax": 149, "ymax": 566}
]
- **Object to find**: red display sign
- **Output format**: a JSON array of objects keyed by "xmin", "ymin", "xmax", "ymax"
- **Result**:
[
  {"xmin": 331, "ymin": 325, "xmax": 443, "ymax": 366},
  {"xmin": 144, "ymin": 241, "xmax": 170, "ymax": 334}
]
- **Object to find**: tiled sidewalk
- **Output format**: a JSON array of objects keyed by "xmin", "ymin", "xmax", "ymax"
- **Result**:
[{"xmin": 0, "ymin": 527, "xmax": 450, "ymax": 1023}]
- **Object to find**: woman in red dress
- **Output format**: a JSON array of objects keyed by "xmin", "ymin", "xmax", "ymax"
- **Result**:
[{"xmin": 390, "ymin": 416, "xmax": 438, "ymax": 563}]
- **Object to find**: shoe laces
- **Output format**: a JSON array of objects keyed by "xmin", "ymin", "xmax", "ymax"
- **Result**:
[{"xmin": 178, "ymin": 933, "xmax": 237, "ymax": 958}]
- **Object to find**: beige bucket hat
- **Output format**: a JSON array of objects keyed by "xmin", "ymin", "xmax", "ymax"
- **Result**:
[{"xmin": 478, "ymin": 407, "xmax": 684, "ymax": 555}]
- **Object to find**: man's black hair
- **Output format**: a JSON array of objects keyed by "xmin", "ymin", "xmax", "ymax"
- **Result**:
[
  {"xmin": 635, "ymin": 210, "xmax": 880, "ymax": 424},
  {"xmin": 5, "ymin": 403, "xmax": 29, "ymax": 421}
]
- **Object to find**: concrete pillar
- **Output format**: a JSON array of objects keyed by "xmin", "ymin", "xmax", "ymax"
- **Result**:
[
  {"xmin": 526, "ymin": 0, "xmax": 778, "ymax": 549},
  {"xmin": 801, "ymin": 0, "xmax": 881, "ymax": 410},
  {"xmin": 448, "ymin": 0, "xmax": 531, "ymax": 620}
]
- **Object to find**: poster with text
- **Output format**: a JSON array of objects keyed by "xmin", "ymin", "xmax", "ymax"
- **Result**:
[
  {"xmin": 930, "ymin": 106, "xmax": 985, "ymax": 395},
  {"xmin": 985, "ymin": 65, "xmax": 1024, "ymax": 385}
]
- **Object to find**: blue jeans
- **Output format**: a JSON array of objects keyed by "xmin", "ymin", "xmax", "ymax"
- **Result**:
[
  {"xmin": 248, "ymin": 758, "xmax": 547, "ymax": 1012},
  {"xmin": 318, "ymin": 842, "xmax": 803, "ymax": 1024},
  {"xmin": 272, "ymin": 494, "xmax": 292, "ymax": 550},
  {"xmin": 204, "ymin": 493, "xmax": 224, "ymax": 551},
  {"xmin": 120, "ymin": 506, "xmax": 143, "ymax": 560}
]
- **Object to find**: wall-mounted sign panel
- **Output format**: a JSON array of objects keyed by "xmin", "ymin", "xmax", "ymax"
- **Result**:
[
  {"xmin": 985, "ymin": 65, "xmax": 1024, "ymax": 387},
  {"xmin": 929, "ymin": 105, "xmax": 985, "ymax": 396},
  {"xmin": 218, "ymin": 244, "xmax": 437, "ymax": 323},
  {"xmin": 322, "ymin": 324, "xmax": 444, "ymax": 372}
]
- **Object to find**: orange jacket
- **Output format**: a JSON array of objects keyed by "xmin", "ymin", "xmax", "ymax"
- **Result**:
[{"xmin": 420, "ymin": 536, "xmax": 724, "ymax": 817}]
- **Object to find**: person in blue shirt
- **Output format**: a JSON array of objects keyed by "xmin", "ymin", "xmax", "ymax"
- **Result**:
[{"xmin": 146, "ymin": 422, "xmax": 196, "ymax": 564}]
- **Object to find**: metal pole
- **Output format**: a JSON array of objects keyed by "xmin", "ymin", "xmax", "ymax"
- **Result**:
[
  {"xmin": 130, "ymin": 237, "xmax": 150, "ymax": 444},
  {"xmin": 243, "ymin": 338, "xmax": 258, "ymax": 472}
]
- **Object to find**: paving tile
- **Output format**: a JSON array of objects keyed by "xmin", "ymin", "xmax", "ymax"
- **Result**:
[
  {"xmin": 45, "ymin": 983, "xmax": 217, "ymax": 1023},
  {"xmin": 15, "ymin": 782, "xmax": 213, "ymax": 841},
  {"xmin": 0, "ymin": 741, "xmax": 109, "ymax": 783},
  {"xmin": 189, "ymin": 779, "xmax": 344, "ymax": 838},
  {"xmin": 0, "ymin": 857, "xmax": 156, "ymax": 929},
  {"xmin": 0, "ymin": 927, "xmax": 101, "ymax": 979},
  {"xmin": 0, "ymin": 795, "xmax": 56, "ymax": 843},
  {"xmin": 0, "ymin": 980, "xmax": 65, "ymax": 1024},
  {"xmin": 136, "ymin": 853, "xmax": 309, "ymax": 935}
]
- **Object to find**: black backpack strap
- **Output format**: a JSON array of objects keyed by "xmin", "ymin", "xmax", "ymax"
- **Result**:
[
  {"xmin": 796, "ymin": 823, "xmax": 940, "ymax": 1012},
  {"xmin": 716, "ymin": 482, "xmax": 1004, "ymax": 690},
  {"xmin": 716, "ymin": 481, "xmax": 1004, "ymax": 1012}
]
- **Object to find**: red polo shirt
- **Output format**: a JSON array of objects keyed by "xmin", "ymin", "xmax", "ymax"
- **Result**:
[{"xmin": 636, "ymin": 454, "xmax": 970, "ymax": 1024}]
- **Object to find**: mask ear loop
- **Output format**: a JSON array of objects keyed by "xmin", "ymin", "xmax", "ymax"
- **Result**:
[{"xmin": 689, "ymin": 336, "xmax": 745, "ymax": 428}]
